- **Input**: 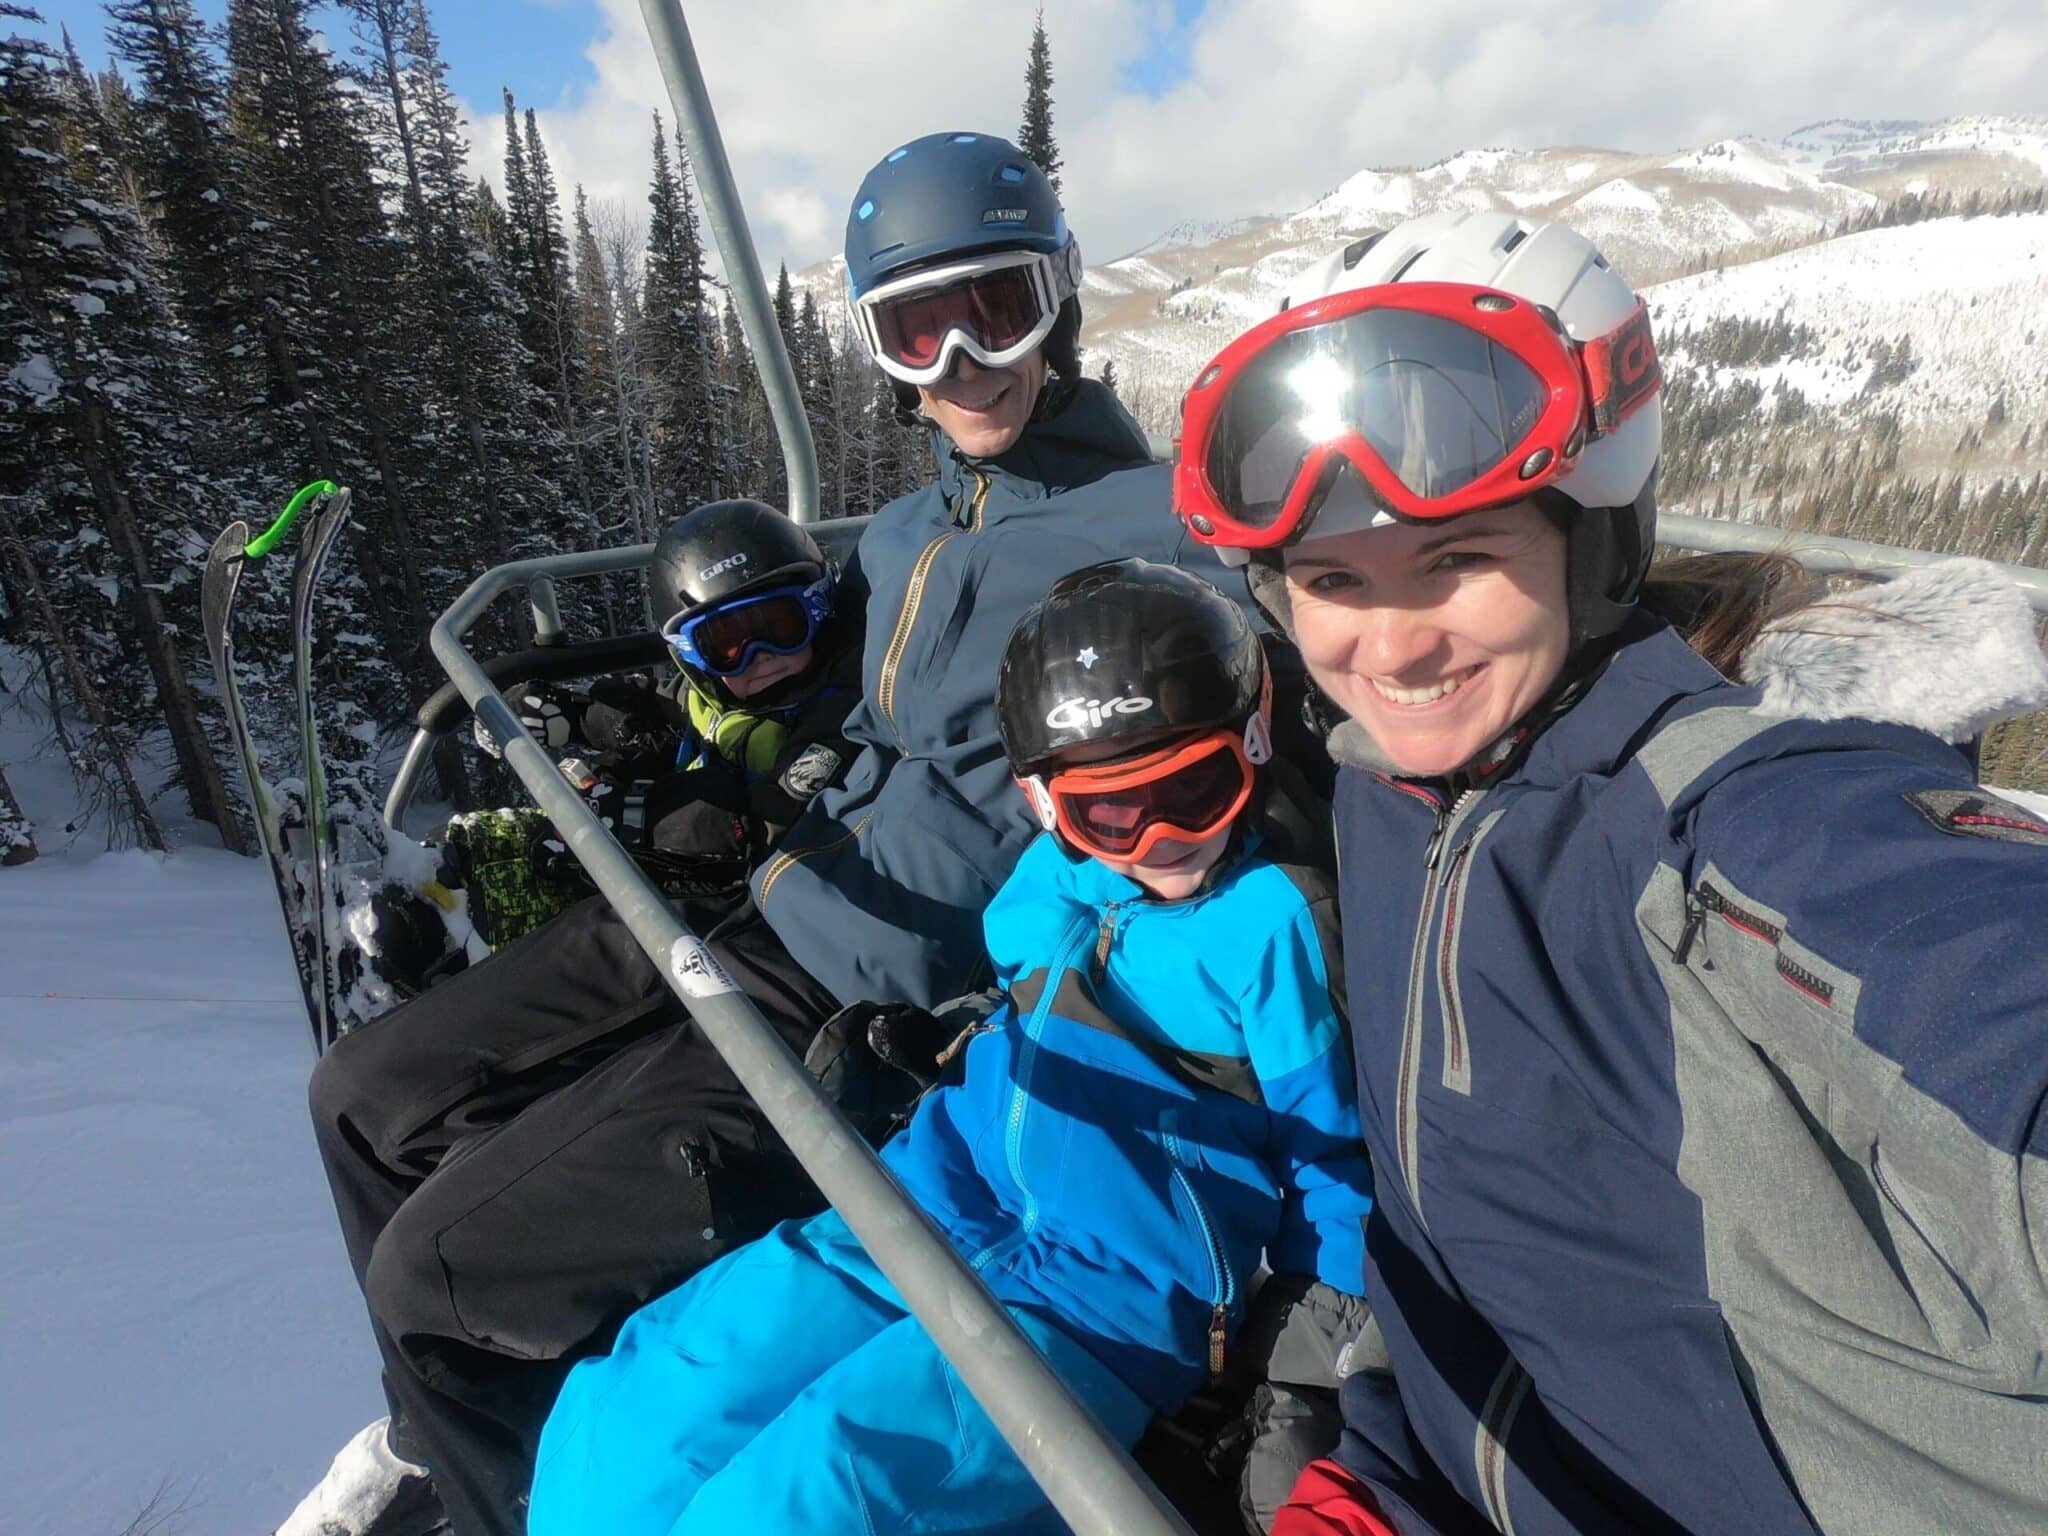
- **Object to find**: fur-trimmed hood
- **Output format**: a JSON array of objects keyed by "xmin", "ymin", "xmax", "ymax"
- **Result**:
[
  {"xmin": 1743, "ymin": 557, "xmax": 2048, "ymax": 743},
  {"xmin": 1324, "ymin": 557, "xmax": 2048, "ymax": 772}
]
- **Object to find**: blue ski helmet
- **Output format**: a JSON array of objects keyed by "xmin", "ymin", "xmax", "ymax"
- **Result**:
[
  {"xmin": 845, "ymin": 132, "xmax": 1082, "ymax": 383},
  {"xmin": 846, "ymin": 132, "xmax": 1070, "ymax": 297}
]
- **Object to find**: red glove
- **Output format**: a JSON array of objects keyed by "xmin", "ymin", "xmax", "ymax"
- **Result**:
[{"xmin": 1270, "ymin": 1459, "xmax": 1400, "ymax": 1536}]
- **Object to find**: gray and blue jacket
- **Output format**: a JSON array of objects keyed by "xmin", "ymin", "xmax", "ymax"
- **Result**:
[
  {"xmin": 1325, "ymin": 560, "xmax": 2048, "ymax": 1535},
  {"xmin": 750, "ymin": 379, "xmax": 1227, "ymax": 1007}
]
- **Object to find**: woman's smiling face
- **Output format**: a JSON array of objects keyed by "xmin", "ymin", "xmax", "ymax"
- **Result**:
[{"xmin": 1283, "ymin": 502, "xmax": 1572, "ymax": 778}]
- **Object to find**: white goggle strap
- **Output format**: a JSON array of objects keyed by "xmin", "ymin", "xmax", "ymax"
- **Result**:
[{"xmin": 1021, "ymin": 774, "xmax": 1059, "ymax": 832}]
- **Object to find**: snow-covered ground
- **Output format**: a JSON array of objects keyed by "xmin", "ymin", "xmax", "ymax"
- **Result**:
[{"xmin": 0, "ymin": 742, "xmax": 380, "ymax": 1533}]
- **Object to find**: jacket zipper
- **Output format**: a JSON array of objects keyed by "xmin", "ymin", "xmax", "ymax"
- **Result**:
[
  {"xmin": 1436, "ymin": 841, "xmax": 1476, "ymax": 1084},
  {"xmin": 969, "ymin": 920, "xmax": 1094, "ymax": 1273},
  {"xmin": 1162, "ymin": 1109, "xmax": 1238, "ymax": 1378},
  {"xmin": 1395, "ymin": 786, "xmax": 1480, "ymax": 1230},
  {"xmin": 1672, "ymin": 880, "xmax": 1836, "ymax": 1006},
  {"xmin": 755, "ymin": 809, "xmax": 873, "ymax": 909},
  {"xmin": 875, "ymin": 469, "xmax": 989, "ymax": 741},
  {"xmin": 1090, "ymin": 901, "xmax": 1124, "ymax": 984}
]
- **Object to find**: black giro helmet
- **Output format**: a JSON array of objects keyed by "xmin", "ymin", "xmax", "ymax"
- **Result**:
[
  {"xmin": 998, "ymin": 559, "xmax": 1266, "ymax": 776},
  {"xmin": 648, "ymin": 499, "xmax": 827, "ymax": 627}
]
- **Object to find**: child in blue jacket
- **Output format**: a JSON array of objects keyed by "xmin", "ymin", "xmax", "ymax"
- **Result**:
[{"xmin": 527, "ymin": 559, "xmax": 1372, "ymax": 1534}]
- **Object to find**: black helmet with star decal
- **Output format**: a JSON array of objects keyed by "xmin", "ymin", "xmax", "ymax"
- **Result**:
[{"xmin": 997, "ymin": 558, "xmax": 1266, "ymax": 776}]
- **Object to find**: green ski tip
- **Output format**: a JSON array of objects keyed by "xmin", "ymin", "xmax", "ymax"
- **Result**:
[{"xmin": 244, "ymin": 480, "xmax": 340, "ymax": 560}]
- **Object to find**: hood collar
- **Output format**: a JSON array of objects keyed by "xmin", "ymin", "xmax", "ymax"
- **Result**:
[
  {"xmin": 933, "ymin": 377, "xmax": 1151, "ymax": 506},
  {"xmin": 1742, "ymin": 557, "xmax": 2048, "ymax": 743}
]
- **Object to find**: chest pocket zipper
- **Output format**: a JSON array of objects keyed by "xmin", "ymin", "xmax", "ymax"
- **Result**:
[
  {"xmin": 1162, "ymin": 1109, "xmax": 1238, "ymax": 1378},
  {"xmin": 876, "ymin": 471, "xmax": 989, "ymax": 744}
]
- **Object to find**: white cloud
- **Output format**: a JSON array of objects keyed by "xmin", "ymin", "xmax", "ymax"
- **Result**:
[{"xmin": 461, "ymin": 0, "xmax": 2048, "ymax": 273}]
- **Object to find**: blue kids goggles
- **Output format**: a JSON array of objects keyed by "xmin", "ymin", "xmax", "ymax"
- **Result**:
[{"xmin": 662, "ymin": 576, "xmax": 833, "ymax": 677}]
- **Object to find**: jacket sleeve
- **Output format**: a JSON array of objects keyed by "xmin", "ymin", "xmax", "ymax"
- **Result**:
[
  {"xmin": 1677, "ymin": 756, "xmax": 2048, "ymax": 1485},
  {"xmin": 1242, "ymin": 894, "xmax": 1372, "ymax": 1294}
]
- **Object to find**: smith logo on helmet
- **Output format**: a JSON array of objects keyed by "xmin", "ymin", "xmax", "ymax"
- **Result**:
[
  {"xmin": 1045, "ymin": 695, "xmax": 1154, "ymax": 731},
  {"xmin": 700, "ymin": 551, "xmax": 749, "ymax": 579},
  {"xmin": 982, "ymin": 208, "xmax": 1030, "ymax": 224}
]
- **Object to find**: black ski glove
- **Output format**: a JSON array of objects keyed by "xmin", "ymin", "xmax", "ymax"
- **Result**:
[
  {"xmin": 474, "ymin": 680, "xmax": 582, "ymax": 758},
  {"xmin": 803, "ymin": 993, "xmax": 1000, "ymax": 1143}
]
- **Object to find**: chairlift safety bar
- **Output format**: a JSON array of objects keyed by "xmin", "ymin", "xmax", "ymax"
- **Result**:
[{"xmin": 428, "ymin": 544, "xmax": 1196, "ymax": 1536}]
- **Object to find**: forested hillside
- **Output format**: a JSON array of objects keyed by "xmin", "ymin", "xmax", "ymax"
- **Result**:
[{"xmin": 0, "ymin": 0, "xmax": 931, "ymax": 858}]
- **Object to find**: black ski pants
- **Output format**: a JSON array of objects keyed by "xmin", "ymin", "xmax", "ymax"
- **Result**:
[{"xmin": 308, "ymin": 892, "xmax": 839, "ymax": 1536}]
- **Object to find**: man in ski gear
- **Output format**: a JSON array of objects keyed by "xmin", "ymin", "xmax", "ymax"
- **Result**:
[
  {"xmin": 1176, "ymin": 211, "xmax": 2048, "ymax": 1536},
  {"xmin": 525, "ymin": 561, "xmax": 1371, "ymax": 1536},
  {"xmin": 304, "ymin": 142, "xmax": 1224, "ymax": 1536}
]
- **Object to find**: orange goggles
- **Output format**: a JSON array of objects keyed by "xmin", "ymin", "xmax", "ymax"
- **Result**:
[{"xmin": 1022, "ymin": 728, "xmax": 1257, "ymax": 864}]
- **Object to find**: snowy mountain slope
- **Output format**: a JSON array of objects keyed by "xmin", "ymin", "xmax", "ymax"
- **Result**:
[
  {"xmin": 0, "ymin": 832, "xmax": 381, "ymax": 1535},
  {"xmin": 788, "ymin": 115, "xmax": 2048, "ymax": 441},
  {"xmin": 1649, "ymin": 212, "xmax": 2048, "ymax": 462},
  {"xmin": 1785, "ymin": 116, "xmax": 2048, "ymax": 195}
]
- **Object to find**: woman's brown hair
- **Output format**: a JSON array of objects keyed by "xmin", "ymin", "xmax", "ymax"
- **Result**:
[{"xmin": 1637, "ymin": 550, "xmax": 1825, "ymax": 679}]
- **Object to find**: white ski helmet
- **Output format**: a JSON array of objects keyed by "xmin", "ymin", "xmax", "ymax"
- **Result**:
[{"xmin": 1279, "ymin": 211, "xmax": 1663, "ymax": 642}]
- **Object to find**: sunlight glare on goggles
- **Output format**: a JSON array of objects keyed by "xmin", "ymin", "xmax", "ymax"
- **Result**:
[{"xmin": 1289, "ymin": 352, "xmax": 1351, "ymax": 443}]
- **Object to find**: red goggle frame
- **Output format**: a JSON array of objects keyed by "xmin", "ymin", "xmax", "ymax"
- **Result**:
[
  {"xmin": 1020, "ymin": 721, "xmax": 1268, "ymax": 866},
  {"xmin": 1173, "ymin": 282, "xmax": 1661, "ymax": 551}
]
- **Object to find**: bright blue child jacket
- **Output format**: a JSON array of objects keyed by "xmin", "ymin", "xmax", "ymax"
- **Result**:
[{"xmin": 880, "ymin": 832, "xmax": 1373, "ymax": 1411}]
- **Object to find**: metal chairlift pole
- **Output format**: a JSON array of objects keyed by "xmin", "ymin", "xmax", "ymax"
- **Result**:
[
  {"xmin": 637, "ymin": 0, "xmax": 821, "ymax": 525},
  {"xmin": 430, "ymin": 546, "xmax": 1194, "ymax": 1536}
]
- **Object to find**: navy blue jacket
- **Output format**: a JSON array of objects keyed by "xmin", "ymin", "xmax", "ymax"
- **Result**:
[
  {"xmin": 751, "ymin": 380, "xmax": 1230, "ymax": 1007},
  {"xmin": 1326, "ymin": 582, "xmax": 2048, "ymax": 1535}
]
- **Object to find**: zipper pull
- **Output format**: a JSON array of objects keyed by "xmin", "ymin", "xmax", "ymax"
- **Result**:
[
  {"xmin": 1208, "ymin": 1304, "xmax": 1229, "ymax": 1379},
  {"xmin": 1424, "ymin": 805, "xmax": 1451, "ymax": 870},
  {"xmin": 1674, "ymin": 890, "xmax": 1705, "ymax": 966},
  {"xmin": 1092, "ymin": 902, "xmax": 1121, "ymax": 983}
]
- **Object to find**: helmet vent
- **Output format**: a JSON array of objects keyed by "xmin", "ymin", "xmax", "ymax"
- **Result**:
[
  {"xmin": 856, "ymin": 199, "xmax": 875, "ymax": 221},
  {"xmin": 1340, "ymin": 231, "xmax": 1387, "ymax": 270},
  {"xmin": 1472, "ymin": 292, "xmax": 1513, "ymax": 312},
  {"xmin": 951, "ymin": 133, "xmax": 979, "ymax": 145},
  {"xmin": 1500, "ymin": 227, "xmax": 1529, "ymax": 254},
  {"xmin": 998, "ymin": 164, "xmax": 1026, "ymax": 184},
  {"xmin": 1387, "ymin": 249, "xmax": 1427, "ymax": 283},
  {"xmin": 886, "ymin": 147, "xmax": 909, "ymax": 163}
]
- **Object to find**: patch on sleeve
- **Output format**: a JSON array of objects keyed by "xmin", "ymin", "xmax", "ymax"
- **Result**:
[
  {"xmin": 778, "ymin": 743, "xmax": 843, "ymax": 801},
  {"xmin": 1905, "ymin": 788, "xmax": 2048, "ymax": 847}
]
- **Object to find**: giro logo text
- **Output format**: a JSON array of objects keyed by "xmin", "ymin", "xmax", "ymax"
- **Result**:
[
  {"xmin": 1045, "ymin": 695, "xmax": 1154, "ymax": 731},
  {"xmin": 701, "ymin": 551, "xmax": 749, "ymax": 579}
]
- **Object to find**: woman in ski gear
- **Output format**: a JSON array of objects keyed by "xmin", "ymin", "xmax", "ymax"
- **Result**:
[
  {"xmin": 526, "ymin": 560, "xmax": 1372, "ymax": 1536},
  {"xmin": 305, "ymin": 141, "xmax": 1220, "ymax": 1536},
  {"xmin": 1175, "ymin": 210, "xmax": 2048, "ymax": 1536}
]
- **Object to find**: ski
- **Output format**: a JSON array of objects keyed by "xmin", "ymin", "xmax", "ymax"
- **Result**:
[
  {"xmin": 201, "ymin": 490, "xmax": 332, "ymax": 1043},
  {"xmin": 290, "ymin": 486, "xmax": 355, "ymax": 1054}
]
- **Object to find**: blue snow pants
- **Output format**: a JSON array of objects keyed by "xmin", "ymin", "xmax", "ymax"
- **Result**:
[{"xmin": 527, "ymin": 1209, "xmax": 1153, "ymax": 1535}]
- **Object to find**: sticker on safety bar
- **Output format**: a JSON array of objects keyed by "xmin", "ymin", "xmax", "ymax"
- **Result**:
[{"xmin": 669, "ymin": 936, "xmax": 741, "ymax": 999}]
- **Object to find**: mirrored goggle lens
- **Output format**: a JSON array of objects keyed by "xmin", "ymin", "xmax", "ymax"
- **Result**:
[
  {"xmin": 1203, "ymin": 308, "xmax": 1552, "ymax": 528},
  {"xmin": 685, "ymin": 593, "xmax": 813, "ymax": 671},
  {"xmin": 1053, "ymin": 741, "xmax": 1250, "ymax": 858},
  {"xmin": 871, "ymin": 265, "xmax": 1048, "ymax": 369}
]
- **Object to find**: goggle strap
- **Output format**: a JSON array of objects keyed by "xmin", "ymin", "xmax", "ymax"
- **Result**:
[{"xmin": 1581, "ymin": 298, "xmax": 1662, "ymax": 435}]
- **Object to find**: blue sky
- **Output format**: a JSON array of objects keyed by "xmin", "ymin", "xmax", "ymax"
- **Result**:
[{"xmin": 51, "ymin": 0, "xmax": 606, "ymax": 117}]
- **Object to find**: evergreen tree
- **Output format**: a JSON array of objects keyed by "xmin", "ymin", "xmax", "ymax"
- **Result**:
[
  {"xmin": 2, "ymin": 5, "xmax": 243, "ymax": 848},
  {"xmin": 641, "ymin": 112, "xmax": 718, "ymax": 516},
  {"xmin": 1017, "ymin": 6, "xmax": 1061, "ymax": 193},
  {"xmin": 224, "ymin": 0, "xmax": 434, "ymax": 710}
]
